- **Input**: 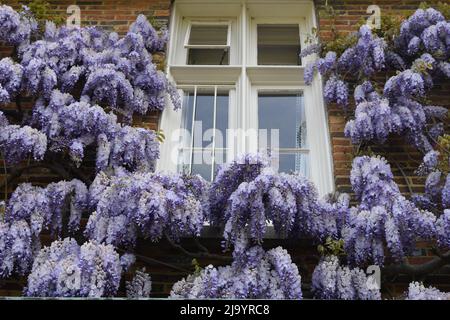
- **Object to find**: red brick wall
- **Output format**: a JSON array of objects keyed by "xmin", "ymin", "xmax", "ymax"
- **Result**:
[{"xmin": 0, "ymin": 0, "xmax": 449, "ymax": 298}]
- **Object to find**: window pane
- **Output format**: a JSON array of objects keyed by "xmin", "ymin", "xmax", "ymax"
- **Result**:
[
  {"xmin": 179, "ymin": 89, "xmax": 230, "ymax": 181},
  {"xmin": 188, "ymin": 25, "xmax": 228, "ymax": 45},
  {"xmin": 193, "ymin": 93, "xmax": 214, "ymax": 148},
  {"xmin": 273, "ymin": 152, "xmax": 309, "ymax": 176},
  {"xmin": 216, "ymin": 94, "xmax": 229, "ymax": 148},
  {"xmin": 187, "ymin": 48, "xmax": 229, "ymax": 65},
  {"xmin": 180, "ymin": 92, "xmax": 195, "ymax": 147},
  {"xmin": 191, "ymin": 150, "xmax": 212, "ymax": 181},
  {"xmin": 258, "ymin": 92, "xmax": 307, "ymax": 149},
  {"xmin": 257, "ymin": 25, "xmax": 300, "ymax": 65}
]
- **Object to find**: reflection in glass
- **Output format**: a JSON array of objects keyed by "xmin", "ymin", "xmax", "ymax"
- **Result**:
[
  {"xmin": 258, "ymin": 92, "xmax": 309, "ymax": 177},
  {"xmin": 179, "ymin": 89, "xmax": 229, "ymax": 181},
  {"xmin": 257, "ymin": 24, "xmax": 301, "ymax": 65},
  {"xmin": 188, "ymin": 25, "xmax": 228, "ymax": 45}
]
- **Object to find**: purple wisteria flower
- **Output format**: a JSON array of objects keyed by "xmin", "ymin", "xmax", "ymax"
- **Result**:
[
  {"xmin": 343, "ymin": 156, "xmax": 437, "ymax": 265},
  {"xmin": 24, "ymin": 238, "xmax": 123, "ymax": 297},
  {"xmin": 0, "ymin": 58, "xmax": 23, "ymax": 103},
  {"xmin": 324, "ymin": 75, "xmax": 349, "ymax": 107},
  {"xmin": 303, "ymin": 8, "xmax": 448, "ymax": 151},
  {"xmin": 436, "ymin": 209, "xmax": 450, "ymax": 248},
  {"xmin": 311, "ymin": 255, "xmax": 381, "ymax": 300},
  {"xmin": 407, "ymin": 281, "xmax": 449, "ymax": 300},
  {"xmin": 170, "ymin": 237, "xmax": 302, "ymax": 299},
  {"xmin": 0, "ymin": 5, "xmax": 37, "ymax": 47},
  {"xmin": 126, "ymin": 268, "xmax": 152, "ymax": 298},
  {"xmin": 395, "ymin": 8, "xmax": 449, "ymax": 60},
  {"xmin": 17, "ymin": 12, "xmax": 178, "ymax": 116},
  {"xmin": 0, "ymin": 112, "xmax": 47, "ymax": 165},
  {"xmin": 210, "ymin": 154, "xmax": 347, "ymax": 245},
  {"xmin": 413, "ymin": 150, "xmax": 450, "ymax": 211},
  {"xmin": 85, "ymin": 170, "xmax": 209, "ymax": 247},
  {"xmin": 32, "ymin": 90, "xmax": 160, "ymax": 171},
  {"xmin": 0, "ymin": 179, "xmax": 88, "ymax": 277}
]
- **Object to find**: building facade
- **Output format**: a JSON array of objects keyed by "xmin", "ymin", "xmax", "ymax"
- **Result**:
[{"xmin": 0, "ymin": 0, "xmax": 449, "ymax": 297}]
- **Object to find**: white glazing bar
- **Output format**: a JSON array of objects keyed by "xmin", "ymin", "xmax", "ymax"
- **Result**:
[
  {"xmin": 240, "ymin": 2, "xmax": 247, "ymax": 154},
  {"xmin": 211, "ymin": 85, "xmax": 218, "ymax": 179},
  {"xmin": 189, "ymin": 85, "xmax": 198, "ymax": 173}
]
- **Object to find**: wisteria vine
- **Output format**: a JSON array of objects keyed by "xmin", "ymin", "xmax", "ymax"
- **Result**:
[{"xmin": 0, "ymin": 4, "xmax": 449, "ymax": 300}]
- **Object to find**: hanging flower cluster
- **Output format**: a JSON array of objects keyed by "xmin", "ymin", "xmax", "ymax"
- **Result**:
[
  {"xmin": 304, "ymin": 25, "xmax": 386, "ymax": 107},
  {"xmin": 311, "ymin": 255, "xmax": 381, "ymax": 300},
  {"xmin": 24, "ymin": 238, "xmax": 122, "ymax": 297},
  {"xmin": 0, "ymin": 5, "xmax": 37, "ymax": 47},
  {"xmin": 129, "ymin": 14, "xmax": 168, "ymax": 53},
  {"xmin": 0, "ymin": 219, "xmax": 34, "ymax": 278},
  {"xmin": 210, "ymin": 154, "xmax": 348, "ymax": 245},
  {"xmin": 170, "ymin": 236, "xmax": 302, "ymax": 299},
  {"xmin": 411, "ymin": 150, "xmax": 450, "ymax": 248},
  {"xmin": 32, "ymin": 90, "xmax": 159, "ymax": 170},
  {"xmin": 412, "ymin": 150, "xmax": 450, "ymax": 210},
  {"xmin": 394, "ymin": 8, "xmax": 449, "ymax": 63},
  {"xmin": 406, "ymin": 281, "xmax": 449, "ymax": 300},
  {"xmin": 436, "ymin": 209, "xmax": 450, "ymax": 248},
  {"xmin": 0, "ymin": 58, "xmax": 23, "ymax": 104},
  {"xmin": 0, "ymin": 112, "xmax": 47, "ymax": 164},
  {"xmin": 19, "ymin": 13, "xmax": 179, "ymax": 116},
  {"xmin": 343, "ymin": 75, "xmax": 447, "ymax": 150},
  {"xmin": 0, "ymin": 180, "xmax": 88, "ymax": 277},
  {"xmin": 302, "ymin": 8, "xmax": 449, "ymax": 153},
  {"xmin": 85, "ymin": 170, "xmax": 209, "ymax": 248},
  {"xmin": 209, "ymin": 153, "xmax": 269, "ymax": 226},
  {"xmin": 126, "ymin": 268, "xmax": 152, "ymax": 298},
  {"xmin": 342, "ymin": 156, "xmax": 436, "ymax": 265}
]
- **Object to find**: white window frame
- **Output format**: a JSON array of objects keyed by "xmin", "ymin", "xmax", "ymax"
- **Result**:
[{"xmin": 159, "ymin": 0, "xmax": 335, "ymax": 196}]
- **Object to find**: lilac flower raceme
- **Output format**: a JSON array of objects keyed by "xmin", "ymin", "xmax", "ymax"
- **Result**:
[
  {"xmin": 302, "ymin": 25, "xmax": 386, "ymax": 96},
  {"xmin": 222, "ymin": 168, "xmax": 318, "ymax": 244},
  {"xmin": 126, "ymin": 268, "xmax": 152, "ymax": 298},
  {"xmin": 342, "ymin": 156, "xmax": 437, "ymax": 265},
  {"xmin": 303, "ymin": 8, "xmax": 448, "ymax": 152},
  {"xmin": 395, "ymin": 8, "xmax": 449, "ymax": 60},
  {"xmin": 406, "ymin": 281, "xmax": 449, "ymax": 300},
  {"xmin": 0, "ymin": 58, "xmax": 23, "ymax": 104},
  {"xmin": 323, "ymin": 75, "xmax": 349, "ymax": 107},
  {"xmin": 0, "ymin": 220, "xmax": 33, "ymax": 278},
  {"xmin": 170, "ymin": 237, "xmax": 302, "ymax": 299},
  {"xmin": 300, "ymin": 43, "xmax": 322, "ymax": 58},
  {"xmin": 0, "ymin": 112, "xmax": 47, "ymax": 165},
  {"xmin": 0, "ymin": 179, "xmax": 88, "ymax": 277},
  {"xmin": 0, "ymin": 5, "xmax": 37, "ymax": 47},
  {"xmin": 436, "ymin": 209, "xmax": 450, "ymax": 248},
  {"xmin": 85, "ymin": 171, "xmax": 209, "ymax": 247},
  {"xmin": 32, "ymin": 90, "xmax": 160, "ymax": 171},
  {"xmin": 413, "ymin": 151, "xmax": 450, "ymax": 212},
  {"xmin": 209, "ymin": 153, "xmax": 269, "ymax": 226},
  {"xmin": 24, "ymin": 238, "xmax": 123, "ymax": 297},
  {"xmin": 129, "ymin": 14, "xmax": 168, "ymax": 53},
  {"xmin": 17, "ymin": 11, "xmax": 178, "ymax": 115},
  {"xmin": 311, "ymin": 255, "xmax": 381, "ymax": 300},
  {"xmin": 209, "ymin": 154, "xmax": 347, "ymax": 245},
  {"xmin": 344, "ymin": 86, "xmax": 444, "ymax": 151}
]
